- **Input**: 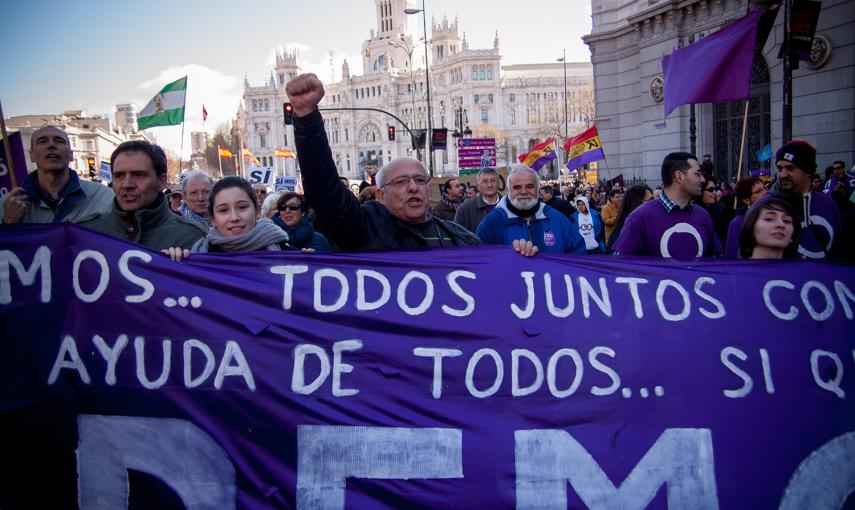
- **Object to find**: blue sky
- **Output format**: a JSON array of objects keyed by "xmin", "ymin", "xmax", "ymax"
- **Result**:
[{"xmin": 1, "ymin": 0, "xmax": 593, "ymax": 155}]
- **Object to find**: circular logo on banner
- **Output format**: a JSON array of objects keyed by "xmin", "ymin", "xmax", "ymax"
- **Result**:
[
  {"xmin": 659, "ymin": 223, "xmax": 704, "ymax": 258},
  {"xmin": 797, "ymin": 214, "xmax": 835, "ymax": 259},
  {"xmin": 543, "ymin": 230, "xmax": 556, "ymax": 247}
]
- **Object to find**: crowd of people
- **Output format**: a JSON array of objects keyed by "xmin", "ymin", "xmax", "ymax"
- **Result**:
[{"xmin": 2, "ymin": 73, "xmax": 854, "ymax": 265}]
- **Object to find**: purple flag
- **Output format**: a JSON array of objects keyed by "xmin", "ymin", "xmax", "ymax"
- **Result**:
[{"xmin": 662, "ymin": 10, "xmax": 761, "ymax": 117}]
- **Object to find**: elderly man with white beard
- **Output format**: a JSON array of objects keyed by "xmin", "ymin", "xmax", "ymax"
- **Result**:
[{"xmin": 476, "ymin": 165, "xmax": 586, "ymax": 256}]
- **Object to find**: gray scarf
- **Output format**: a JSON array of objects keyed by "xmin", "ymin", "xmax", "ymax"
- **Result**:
[{"xmin": 192, "ymin": 218, "xmax": 289, "ymax": 253}]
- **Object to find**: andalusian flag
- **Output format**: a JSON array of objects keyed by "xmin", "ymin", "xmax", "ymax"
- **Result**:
[
  {"xmin": 564, "ymin": 125, "xmax": 605, "ymax": 170},
  {"xmin": 274, "ymin": 148, "xmax": 296, "ymax": 158},
  {"xmin": 137, "ymin": 76, "xmax": 187, "ymax": 130},
  {"xmin": 518, "ymin": 138, "xmax": 557, "ymax": 171}
]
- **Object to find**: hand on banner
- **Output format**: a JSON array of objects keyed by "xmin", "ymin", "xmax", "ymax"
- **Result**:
[
  {"xmin": 161, "ymin": 247, "xmax": 191, "ymax": 262},
  {"xmin": 285, "ymin": 73, "xmax": 325, "ymax": 117},
  {"xmin": 2, "ymin": 188, "xmax": 27, "ymax": 224},
  {"xmin": 512, "ymin": 239, "xmax": 539, "ymax": 257}
]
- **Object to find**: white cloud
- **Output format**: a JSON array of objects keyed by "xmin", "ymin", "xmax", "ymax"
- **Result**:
[
  {"xmin": 264, "ymin": 42, "xmax": 363, "ymax": 83},
  {"xmin": 130, "ymin": 64, "xmax": 242, "ymax": 157}
]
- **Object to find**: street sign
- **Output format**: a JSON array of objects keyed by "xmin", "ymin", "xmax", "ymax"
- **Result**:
[{"xmin": 457, "ymin": 137, "xmax": 496, "ymax": 169}]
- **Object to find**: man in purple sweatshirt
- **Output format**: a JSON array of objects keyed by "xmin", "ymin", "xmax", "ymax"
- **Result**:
[
  {"xmin": 612, "ymin": 152, "xmax": 721, "ymax": 260},
  {"xmin": 724, "ymin": 141, "xmax": 841, "ymax": 259}
]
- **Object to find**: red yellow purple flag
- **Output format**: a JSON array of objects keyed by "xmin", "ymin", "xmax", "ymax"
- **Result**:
[
  {"xmin": 563, "ymin": 125, "xmax": 605, "ymax": 170},
  {"xmin": 518, "ymin": 138, "xmax": 557, "ymax": 171},
  {"xmin": 202, "ymin": 104, "xmax": 208, "ymax": 121}
]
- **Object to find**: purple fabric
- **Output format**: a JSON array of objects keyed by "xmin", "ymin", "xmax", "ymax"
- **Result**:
[
  {"xmin": 724, "ymin": 213, "xmax": 745, "ymax": 258},
  {"xmin": 565, "ymin": 146, "xmax": 605, "ymax": 171},
  {"xmin": 662, "ymin": 10, "xmax": 761, "ymax": 117},
  {"xmin": 612, "ymin": 199, "xmax": 722, "ymax": 259},
  {"xmin": 1, "ymin": 223, "xmax": 853, "ymax": 509},
  {"xmin": 0, "ymin": 131, "xmax": 29, "ymax": 193}
]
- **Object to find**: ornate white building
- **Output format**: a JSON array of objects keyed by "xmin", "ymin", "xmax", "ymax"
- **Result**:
[
  {"xmin": 583, "ymin": 0, "xmax": 854, "ymax": 184},
  {"xmin": 237, "ymin": 0, "xmax": 595, "ymax": 180}
]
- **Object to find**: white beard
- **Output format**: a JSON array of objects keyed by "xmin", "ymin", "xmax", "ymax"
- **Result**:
[{"xmin": 510, "ymin": 196, "xmax": 538, "ymax": 210}]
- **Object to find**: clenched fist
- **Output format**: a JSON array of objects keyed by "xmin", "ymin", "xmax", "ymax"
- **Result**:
[{"xmin": 286, "ymin": 73, "xmax": 325, "ymax": 117}]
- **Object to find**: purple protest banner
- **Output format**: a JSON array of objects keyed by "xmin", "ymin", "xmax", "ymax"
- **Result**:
[
  {"xmin": 1, "ymin": 224, "xmax": 853, "ymax": 509},
  {"xmin": 0, "ymin": 131, "xmax": 29, "ymax": 195}
]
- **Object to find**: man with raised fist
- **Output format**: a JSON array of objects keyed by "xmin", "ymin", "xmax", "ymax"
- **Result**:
[{"xmin": 286, "ymin": 73, "xmax": 479, "ymax": 250}]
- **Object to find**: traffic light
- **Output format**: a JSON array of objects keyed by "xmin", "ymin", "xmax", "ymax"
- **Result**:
[
  {"xmin": 86, "ymin": 157, "xmax": 96, "ymax": 179},
  {"xmin": 387, "ymin": 125, "xmax": 396, "ymax": 141},
  {"xmin": 283, "ymin": 102, "xmax": 294, "ymax": 125}
]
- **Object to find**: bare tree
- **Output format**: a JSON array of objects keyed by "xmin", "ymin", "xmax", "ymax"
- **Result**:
[{"xmin": 204, "ymin": 126, "xmax": 237, "ymax": 177}]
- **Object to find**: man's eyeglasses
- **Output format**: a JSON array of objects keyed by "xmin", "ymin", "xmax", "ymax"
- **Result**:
[
  {"xmin": 704, "ymin": 187, "xmax": 716, "ymax": 192},
  {"xmin": 279, "ymin": 204, "xmax": 302, "ymax": 212},
  {"xmin": 257, "ymin": 190, "xmax": 268, "ymax": 195},
  {"xmin": 381, "ymin": 174, "xmax": 430, "ymax": 188}
]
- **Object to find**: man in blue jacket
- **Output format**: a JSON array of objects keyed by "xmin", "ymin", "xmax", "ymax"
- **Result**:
[{"xmin": 477, "ymin": 165, "xmax": 586, "ymax": 256}]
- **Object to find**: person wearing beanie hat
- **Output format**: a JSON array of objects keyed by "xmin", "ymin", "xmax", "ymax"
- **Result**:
[{"xmin": 769, "ymin": 140, "xmax": 841, "ymax": 259}]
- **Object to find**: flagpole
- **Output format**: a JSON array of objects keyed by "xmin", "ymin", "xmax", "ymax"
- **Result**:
[
  {"xmin": 736, "ymin": 99, "xmax": 750, "ymax": 184},
  {"xmin": 179, "ymin": 121, "xmax": 186, "ymax": 175},
  {"xmin": 0, "ymin": 99, "xmax": 17, "ymax": 188},
  {"xmin": 217, "ymin": 145, "xmax": 223, "ymax": 177}
]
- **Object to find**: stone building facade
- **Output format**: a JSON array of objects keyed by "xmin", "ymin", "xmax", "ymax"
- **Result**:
[
  {"xmin": 583, "ymin": 0, "xmax": 854, "ymax": 184},
  {"xmin": 238, "ymin": 0, "xmax": 595, "ymax": 180}
]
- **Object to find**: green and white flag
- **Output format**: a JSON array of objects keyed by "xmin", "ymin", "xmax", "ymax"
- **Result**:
[{"xmin": 137, "ymin": 76, "xmax": 187, "ymax": 130}]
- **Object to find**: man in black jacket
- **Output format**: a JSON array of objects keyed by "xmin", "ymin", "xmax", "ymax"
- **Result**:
[
  {"xmin": 286, "ymin": 73, "xmax": 480, "ymax": 250},
  {"xmin": 540, "ymin": 184, "xmax": 574, "ymax": 219}
]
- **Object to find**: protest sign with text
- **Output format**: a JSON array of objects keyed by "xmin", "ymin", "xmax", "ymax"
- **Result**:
[{"xmin": 1, "ymin": 224, "xmax": 853, "ymax": 509}]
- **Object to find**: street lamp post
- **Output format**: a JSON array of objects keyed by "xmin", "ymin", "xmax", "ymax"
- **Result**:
[
  {"xmin": 557, "ymin": 49, "xmax": 568, "ymax": 140},
  {"xmin": 405, "ymin": 0, "xmax": 434, "ymax": 176}
]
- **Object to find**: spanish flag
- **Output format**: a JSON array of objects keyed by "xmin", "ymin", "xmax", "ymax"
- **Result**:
[
  {"xmin": 218, "ymin": 147, "xmax": 233, "ymax": 158},
  {"xmin": 242, "ymin": 148, "xmax": 261, "ymax": 166},
  {"xmin": 274, "ymin": 148, "xmax": 296, "ymax": 158},
  {"xmin": 563, "ymin": 125, "xmax": 605, "ymax": 170},
  {"xmin": 518, "ymin": 138, "xmax": 557, "ymax": 171}
]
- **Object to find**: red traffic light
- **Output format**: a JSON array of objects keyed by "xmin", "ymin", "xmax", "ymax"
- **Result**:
[
  {"xmin": 283, "ymin": 102, "xmax": 294, "ymax": 125},
  {"xmin": 387, "ymin": 126, "xmax": 396, "ymax": 141}
]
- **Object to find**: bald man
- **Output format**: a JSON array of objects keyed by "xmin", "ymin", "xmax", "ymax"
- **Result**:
[{"xmin": 1, "ymin": 126, "xmax": 112, "ymax": 224}]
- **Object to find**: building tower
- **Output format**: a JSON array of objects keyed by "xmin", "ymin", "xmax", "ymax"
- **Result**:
[
  {"xmin": 430, "ymin": 15, "xmax": 461, "ymax": 63},
  {"xmin": 274, "ymin": 48, "xmax": 299, "ymax": 88},
  {"xmin": 362, "ymin": 0, "xmax": 414, "ymax": 75}
]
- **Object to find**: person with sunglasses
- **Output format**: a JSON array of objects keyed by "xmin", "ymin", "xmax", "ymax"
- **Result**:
[
  {"xmin": 285, "ymin": 73, "xmax": 480, "ymax": 250},
  {"xmin": 696, "ymin": 176, "xmax": 733, "ymax": 246},
  {"xmin": 612, "ymin": 152, "xmax": 721, "ymax": 260},
  {"xmin": 275, "ymin": 192, "xmax": 331, "ymax": 252}
]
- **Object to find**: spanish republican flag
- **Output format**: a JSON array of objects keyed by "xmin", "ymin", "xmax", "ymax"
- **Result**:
[
  {"xmin": 242, "ymin": 148, "xmax": 261, "ymax": 166},
  {"xmin": 274, "ymin": 148, "xmax": 296, "ymax": 158},
  {"xmin": 518, "ymin": 138, "xmax": 557, "ymax": 171},
  {"xmin": 563, "ymin": 125, "xmax": 605, "ymax": 170},
  {"xmin": 202, "ymin": 104, "xmax": 208, "ymax": 121},
  {"xmin": 218, "ymin": 147, "xmax": 233, "ymax": 158}
]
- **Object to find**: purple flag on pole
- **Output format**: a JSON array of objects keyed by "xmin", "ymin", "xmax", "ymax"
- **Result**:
[{"xmin": 662, "ymin": 10, "xmax": 762, "ymax": 117}]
